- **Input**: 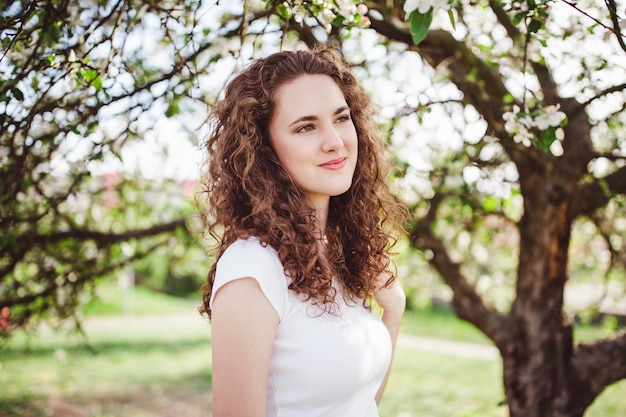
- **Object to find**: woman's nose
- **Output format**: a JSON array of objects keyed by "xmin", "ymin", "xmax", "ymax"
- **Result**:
[{"xmin": 321, "ymin": 125, "xmax": 344, "ymax": 152}]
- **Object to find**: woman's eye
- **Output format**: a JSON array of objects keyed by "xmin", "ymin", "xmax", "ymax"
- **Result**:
[
  {"xmin": 336, "ymin": 114, "xmax": 351, "ymax": 123},
  {"xmin": 297, "ymin": 124, "xmax": 315, "ymax": 133}
]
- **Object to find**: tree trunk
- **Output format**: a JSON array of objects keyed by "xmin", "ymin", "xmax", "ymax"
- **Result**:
[{"xmin": 501, "ymin": 194, "xmax": 593, "ymax": 417}]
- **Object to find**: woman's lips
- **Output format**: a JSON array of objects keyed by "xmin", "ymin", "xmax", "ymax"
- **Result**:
[{"xmin": 319, "ymin": 157, "xmax": 347, "ymax": 170}]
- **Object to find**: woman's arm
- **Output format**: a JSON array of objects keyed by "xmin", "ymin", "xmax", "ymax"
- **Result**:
[
  {"xmin": 210, "ymin": 277, "xmax": 279, "ymax": 417},
  {"xmin": 373, "ymin": 275, "xmax": 406, "ymax": 404}
]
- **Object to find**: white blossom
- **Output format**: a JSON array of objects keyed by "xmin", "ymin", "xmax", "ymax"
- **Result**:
[
  {"xmin": 502, "ymin": 105, "xmax": 567, "ymax": 150},
  {"xmin": 431, "ymin": 0, "xmax": 453, "ymax": 10},
  {"xmin": 337, "ymin": 0, "xmax": 357, "ymax": 20},
  {"xmin": 502, "ymin": 111, "xmax": 517, "ymax": 133},
  {"xmin": 533, "ymin": 105, "xmax": 566, "ymax": 130},
  {"xmin": 285, "ymin": 1, "xmax": 370, "ymax": 30},
  {"xmin": 404, "ymin": 0, "xmax": 422, "ymax": 15},
  {"xmin": 289, "ymin": 0, "xmax": 307, "ymax": 24},
  {"xmin": 404, "ymin": 0, "xmax": 453, "ymax": 15},
  {"xmin": 512, "ymin": 124, "xmax": 534, "ymax": 147}
]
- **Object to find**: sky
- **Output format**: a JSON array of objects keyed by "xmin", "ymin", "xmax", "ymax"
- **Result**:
[{"xmin": 71, "ymin": 0, "xmax": 626, "ymax": 184}]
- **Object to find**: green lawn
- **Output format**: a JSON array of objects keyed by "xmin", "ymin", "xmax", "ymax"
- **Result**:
[
  {"xmin": 1, "ymin": 287, "xmax": 625, "ymax": 417},
  {"xmin": 81, "ymin": 280, "xmax": 199, "ymax": 317},
  {"xmin": 395, "ymin": 306, "xmax": 626, "ymax": 417}
]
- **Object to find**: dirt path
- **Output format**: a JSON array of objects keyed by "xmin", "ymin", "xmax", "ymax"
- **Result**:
[
  {"xmin": 397, "ymin": 334, "xmax": 498, "ymax": 360},
  {"xmin": 81, "ymin": 313, "xmax": 499, "ymax": 360}
]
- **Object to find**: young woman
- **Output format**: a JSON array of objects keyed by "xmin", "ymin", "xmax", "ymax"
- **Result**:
[{"xmin": 199, "ymin": 48, "xmax": 407, "ymax": 417}]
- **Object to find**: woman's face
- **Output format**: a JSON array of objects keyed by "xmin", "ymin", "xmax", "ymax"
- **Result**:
[{"xmin": 268, "ymin": 74, "xmax": 358, "ymax": 209}]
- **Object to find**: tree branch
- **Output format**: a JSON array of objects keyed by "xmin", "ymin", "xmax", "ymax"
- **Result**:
[
  {"xmin": 605, "ymin": 0, "xmax": 626, "ymax": 54},
  {"xmin": 368, "ymin": 13, "xmax": 537, "ymax": 170},
  {"xmin": 374, "ymin": 24, "xmax": 509, "ymax": 120},
  {"xmin": 559, "ymin": 0, "xmax": 616, "ymax": 34},
  {"xmin": 557, "ymin": 0, "xmax": 626, "ymax": 53},
  {"xmin": 581, "ymin": 83, "xmax": 626, "ymax": 108},
  {"xmin": 490, "ymin": 0, "xmax": 560, "ymax": 104},
  {"xmin": 573, "ymin": 329, "xmax": 626, "ymax": 397},
  {"xmin": 41, "ymin": 218, "xmax": 187, "ymax": 247},
  {"xmin": 409, "ymin": 195, "xmax": 509, "ymax": 348},
  {"xmin": 489, "ymin": 0, "xmax": 520, "ymax": 39},
  {"xmin": 572, "ymin": 165, "xmax": 626, "ymax": 217}
]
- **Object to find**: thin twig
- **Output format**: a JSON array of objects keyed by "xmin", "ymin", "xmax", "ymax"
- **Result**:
[{"xmin": 560, "ymin": 0, "xmax": 626, "ymax": 53}]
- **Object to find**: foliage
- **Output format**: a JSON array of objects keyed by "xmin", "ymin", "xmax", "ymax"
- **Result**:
[{"xmin": 0, "ymin": 0, "xmax": 217, "ymax": 335}]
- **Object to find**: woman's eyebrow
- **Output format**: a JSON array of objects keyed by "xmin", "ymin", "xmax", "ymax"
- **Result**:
[
  {"xmin": 289, "ymin": 115, "xmax": 317, "ymax": 127},
  {"xmin": 288, "ymin": 105, "xmax": 350, "ymax": 127},
  {"xmin": 334, "ymin": 105, "xmax": 350, "ymax": 115}
]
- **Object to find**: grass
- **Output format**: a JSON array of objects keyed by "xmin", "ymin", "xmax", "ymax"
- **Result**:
[
  {"xmin": 1, "ymin": 315, "xmax": 212, "ymax": 417},
  {"xmin": 400, "ymin": 306, "xmax": 493, "ymax": 344},
  {"xmin": 381, "ymin": 351, "xmax": 507, "ymax": 417},
  {"xmin": 1, "ymin": 286, "xmax": 625, "ymax": 417},
  {"xmin": 81, "ymin": 280, "xmax": 200, "ymax": 317},
  {"xmin": 401, "ymin": 303, "xmax": 624, "ymax": 345}
]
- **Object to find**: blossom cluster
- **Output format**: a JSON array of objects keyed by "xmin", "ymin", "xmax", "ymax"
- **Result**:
[
  {"xmin": 502, "ymin": 105, "xmax": 567, "ymax": 148},
  {"xmin": 403, "ymin": 0, "xmax": 454, "ymax": 14},
  {"xmin": 282, "ymin": 0, "xmax": 370, "ymax": 32}
]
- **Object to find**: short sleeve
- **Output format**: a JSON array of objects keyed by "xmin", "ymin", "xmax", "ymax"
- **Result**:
[{"xmin": 209, "ymin": 238, "xmax": 288, "ymax": 319}]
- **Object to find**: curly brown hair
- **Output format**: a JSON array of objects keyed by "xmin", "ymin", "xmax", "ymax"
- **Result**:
[{"xmin": 199, "ymin": 48, "xmax": 405, "ymax": 318}]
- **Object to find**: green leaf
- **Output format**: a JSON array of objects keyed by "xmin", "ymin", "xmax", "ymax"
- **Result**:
[
  {"xmin": 482, "ymin": 196, "xmax": 499, "ymax": 213},
  {"xmin": 466, "ymin": 67, "xmax": 479, "ymax": 82},
  {"xmin": 166, "ymin": 101, "xmax": 180, "ymax": 117},
  {"xmin": 84, "ymin": 69, "xmax": 102, "ymax": 89},
  {"xmin": 512, "ymin": 11, "xmax": 526, "ymax": 25},
  {"xmin": 92, "ymin": 76, "xmax": 102, "ymax": 90},
  {"xmin": 10, "ymin": 87, "xmax": 24, "ymax": 101},
  {"xmin": 84, "ymin": 69, "xmax": 98, "ymax": 82},
  {"xmin": 42, "ymin": 22, "xmax": 62, "ymax": 46},
  {"xmin": 447, "ymin": 9, "xmax": 456, "ymax": 30},
  {"xmin": 528, "ymin": 19, "xmax": 542, "ymax": 33},
  {"xmin": 276, "ymin": 3, "xmax": 291, "ymax": 20},
  {"xmin": 331, "ymin": 14, "xmax": 345, "ymax": 27},
  {"xmin": 598, "ymin": 178, "xmax": 612, "ymax": 197},
  {"xmin": 409, "ymin": 9, "xmax": 433, "ymax": 45},
  {"xmin": 539, "ymin": 127, "xmax": 557, "ymax": 150}
]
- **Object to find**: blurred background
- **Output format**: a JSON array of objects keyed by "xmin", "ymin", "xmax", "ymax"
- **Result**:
[{"xmin": 1, "ymin": 0, "xmax": 625, "ymax": 416}]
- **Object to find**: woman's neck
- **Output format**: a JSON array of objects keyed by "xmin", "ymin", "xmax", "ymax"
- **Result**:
[{"xmin": 309, "ymin": 197, "xmax": 329, "ymax": 234}]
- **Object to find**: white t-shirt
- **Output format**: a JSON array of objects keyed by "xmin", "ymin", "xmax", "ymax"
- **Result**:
[{"xmin": 210, "ymin": 238, "xmax": 392, "ymax": 417}]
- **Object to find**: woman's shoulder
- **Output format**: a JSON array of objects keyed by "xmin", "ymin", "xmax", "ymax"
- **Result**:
[
  {"xmin": 217, "ymin": 237, "xmax": 285, "ymax": 281},
  {"xmin": 221, "ymin": 237, "xmax": 278, "ymax": 260},
  {"xmin": 214, "ymin": 236, "xmax": 288, "ymax": 317}
]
